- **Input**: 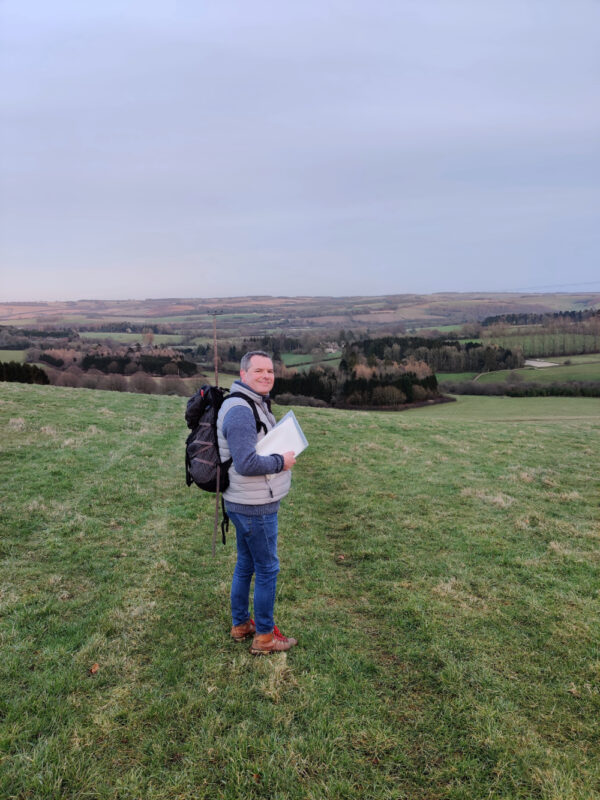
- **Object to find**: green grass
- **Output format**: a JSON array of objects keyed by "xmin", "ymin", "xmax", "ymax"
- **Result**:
[
  {"xmin": 148, "ymin": 315, "xmax": 212, "ymax": 323},
  {"xmin": 436, "ymin": 371, "xmax": 479, "ymax": 383},
  {"xmin": 1, "ymin": 385, "xmax": 599, "ymax": 799},
  {"xmin": 416, "ymin": 324, "xmax": 464, "ymax": 333},
  {"xmin": 0, "ymin": 317, "xmax": 39, "ymax": 326},
  {"xmin": 281, "ymin": 353, "xmax": 317, "ymax": 366},
  {"xmin": 214, "ymin": 372, "xmax": 236, "ymax": 389},
  {"xmin": 550, "ymin": 354, "xmax": 600, "ymax": 365},
  {"xmin": 477, "ymin": 361, "xmax": 600, "ymax": 384},
  {"xmin": 78, "ymin": 332, "xmax": 183, "ymax": 345},
  {"xmin": 0, "ymin": 349, "xmax": 26, "ymax": 363},
  {"xmin": 415, "ymin": 394, "xmax": 600, "ymax": 421},
  {"xmin": 281, "ymin": 352, "xmax": 342, "ymax": 372}
]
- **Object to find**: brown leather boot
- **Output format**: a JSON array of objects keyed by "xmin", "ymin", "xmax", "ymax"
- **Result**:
[
  {"xmin": 230, "ymin": 618, "xmax": 256, "ymax": 642},
  {"xmin": 250, "ymin": 626, "xmax": 297, "ymax": 655}
]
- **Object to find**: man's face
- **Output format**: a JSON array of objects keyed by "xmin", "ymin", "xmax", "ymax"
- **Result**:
[{"xmin": 240, "ymin": 355, "xmax": 275, "ymax": 395}]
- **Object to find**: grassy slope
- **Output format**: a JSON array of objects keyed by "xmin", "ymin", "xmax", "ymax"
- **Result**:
[
  {"xmin": 477, "ymin": 362, "xmax": 600, "ymax": 385},
  {"xmin": 438, "ymin": 356, "xmax": 600, "ymax": 386},
  {"xmin": 1, "ymin": 385, "xmax": 599, "ymax": 799}
]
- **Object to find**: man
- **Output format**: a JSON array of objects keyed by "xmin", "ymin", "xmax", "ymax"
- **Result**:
[{"xmin": 217, "ymin": 351, "xmax": 297, "ymax": 654}]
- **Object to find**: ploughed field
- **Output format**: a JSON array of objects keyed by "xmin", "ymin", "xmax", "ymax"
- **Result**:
[{"xmin": 1, "ymin": 383, "xmax": 599, "ymax": 800}]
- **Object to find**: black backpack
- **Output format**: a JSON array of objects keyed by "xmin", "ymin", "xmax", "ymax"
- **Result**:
[{"xmin": 184, "ymin": 385, "xmax": 265, "ymax": 550}]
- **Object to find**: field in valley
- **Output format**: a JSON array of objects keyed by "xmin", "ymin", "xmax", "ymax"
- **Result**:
[
  {"xmin": 77, "ymin": 332, "xmax": 184, "ymax": 346},
  {"xmin": 437, "ymin": 355, "xmax": 600, "ymax": 390},
  {"xmin": 1, "ymin": 384, "xmax": 599, "ymax": 799},
  {"xmin": 0, "ymin": 350, "xmax": 26, "ymax": 363},
  {"xmin": 476, "ymin": 361, "xmax": 600, "ymax": 385}
]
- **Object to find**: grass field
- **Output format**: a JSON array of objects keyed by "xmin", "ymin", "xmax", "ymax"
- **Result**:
[
  {"xmin": 438, "ymin": 355, "xmax": 600, "ymax": 387},
  {"xmin": 281, "ymin": 352, "xmax": 342, "ymax": 372},
  {"xmin": 1, "ymin": 384, "xmax": 599, "ymax": 799},
  {"xmin": 78, "ymin": 332, "xmax": 184, "ymax": 345},
  {"xmin": 413, "ymin": 394, "xmax": 600, "ymax": 421},
  {"xmin": 477, "ymin": 361, "xmax": 600, "ymax": 385},
  {"xmin": 551, "ymin": 354, "xmax": 600, "ymax": 365},
  {"xmin": 0, "ymin": 350, "xmax": 26, "ymax": 363},
  {"xmin": 435, "ymin": 371, "xmax": 479, "ymax": 383},
  {"xmin": 415, "ymin": 324, "xmax": 464, "ymax": 333}
]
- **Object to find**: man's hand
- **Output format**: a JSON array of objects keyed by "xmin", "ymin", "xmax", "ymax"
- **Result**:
[{"xmin": 282, "ymin": 451, "xmax": 296, "ymax": 471}]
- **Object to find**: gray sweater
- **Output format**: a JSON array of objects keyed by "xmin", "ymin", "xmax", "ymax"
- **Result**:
[{"xmin": 217, "ymin": 381, "xmax": 292, "ymax": 515}]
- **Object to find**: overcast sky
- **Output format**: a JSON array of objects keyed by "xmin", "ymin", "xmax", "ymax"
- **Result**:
[{"xmin": 1, "ymin": 1, "xmax": 599, "ymax": 302}]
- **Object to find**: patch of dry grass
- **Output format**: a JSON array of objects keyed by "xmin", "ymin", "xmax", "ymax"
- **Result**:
[{"xmin": 460, "ymin": 487, "xmax": 516, "ymax": 507}]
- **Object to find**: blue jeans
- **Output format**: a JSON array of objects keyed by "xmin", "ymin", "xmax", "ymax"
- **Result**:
[{"xmin": 228, "ymin": 511, "xmax": 280, "ymax": 634}]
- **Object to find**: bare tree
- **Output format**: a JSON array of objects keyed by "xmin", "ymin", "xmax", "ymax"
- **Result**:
[
  {"xmin": 161, "ymin": 375, "xmax": 187, "ymax": 395},
  {"xmin": 98, "ymin": 374, "xmax": 127, "ymax": 392},
  {"xmin": 129, "ymin": 371, "xmax": 157, "ymax": 394},
  {"xmin": 81, "ymin": 374, "xmax": 100, "ymax": 389},
  {"xmin": 55, "ymin": 372, "xmax": 79, "ymax": 387}
]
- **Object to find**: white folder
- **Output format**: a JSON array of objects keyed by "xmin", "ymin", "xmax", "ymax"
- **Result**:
[{"xmin": 255, "ymin": 410, "xmax": 308, "ymax": 457}]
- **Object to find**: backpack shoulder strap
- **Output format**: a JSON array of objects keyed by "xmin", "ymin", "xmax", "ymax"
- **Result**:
[{"xmin": 227, "ymin": 392, "xmax": 268, "ymax": 435}]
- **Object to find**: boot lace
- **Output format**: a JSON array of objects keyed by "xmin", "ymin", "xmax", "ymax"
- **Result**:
[{"xmin": 273, "ymin": 625, "xmax": 287, "ymax": 641}]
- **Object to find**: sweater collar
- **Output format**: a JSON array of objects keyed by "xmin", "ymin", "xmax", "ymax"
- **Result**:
[{"xmin": 232, "ymin": 380, "xmax": 272, "ymax": 411}]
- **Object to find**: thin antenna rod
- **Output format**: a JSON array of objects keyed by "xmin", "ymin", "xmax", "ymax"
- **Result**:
[
  {"xmin": 212, "ymin": 311, "xmax": 220, "ymax": 557},
  {"xmin": 213, "ymin": 314, "xmax": 218, "ymax": 387}
]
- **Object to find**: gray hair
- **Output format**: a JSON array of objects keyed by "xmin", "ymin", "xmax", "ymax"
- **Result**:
[{"xmin": 240, "ymin": 350, "xmax": 272, "ymax": 371}]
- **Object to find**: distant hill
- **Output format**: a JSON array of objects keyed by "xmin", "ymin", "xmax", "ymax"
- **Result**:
[{"xmin": 2, "ymin": 292, "xmax": 599, "ymax": 337}]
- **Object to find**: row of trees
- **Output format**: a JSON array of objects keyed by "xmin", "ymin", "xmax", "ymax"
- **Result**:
[
  {"xmin": 79, "ymin": 352, "xmax": 197, "ymax": 376},
  {"xmin": 440, "ymin": 379, "xmax": 600, "ymax": 398},
  {"xmin": 343, "ymin": 336, "xmax": 523, "ymax": 373},
  {"xmin": 195, "ymin": 334, "xmax": 338, "ymax": 369},
  {"xmin": 273, "ymin": 368, "xmax": 439, "ymax": 407},
  {"xmin": 482, "ymin": 308, "xmax": 600, "ymax": 327},
  {"xmin": 0, "ymin": 326, "xmax": 76, "ymax": 351},
  {"xmin": 21, "ymin": 340, "xmax": 197, "ymax": 378},
  {"xmin": 0, "ymin": 361, "xmax": 49, "ymax": 384},
  {"xmin": 482, "ymin": 309, "xmax": 600, "ymax": 357},
  {"xmin": 484, "ymin": 332, "xmax": 600, "ymax": 359},
  {"xmin": 76, "ymin": 322, "xmax": 174, "ymax": 334},
  {"xmin": 235, "ymin": 335, "xmax": 305, "ymax": 360},
  {"xmin": 41, "ymin": 365, "xmax": 194, "ymax": 396}
]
